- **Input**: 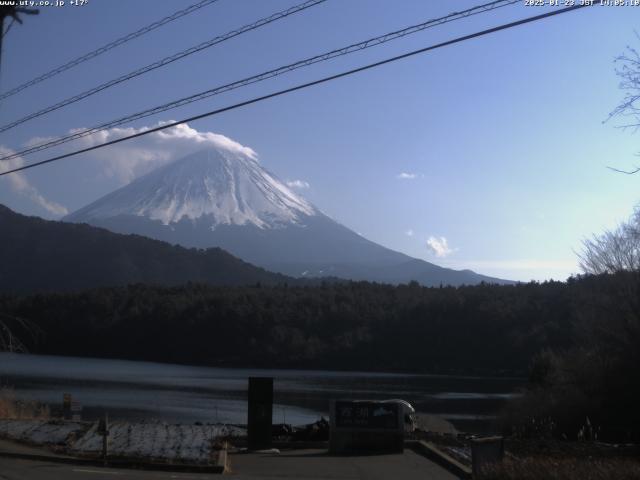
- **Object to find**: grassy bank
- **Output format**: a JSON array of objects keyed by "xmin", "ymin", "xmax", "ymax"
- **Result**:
[
  {"xmin": 483, "ymin": 457, "xmax": 640, "ymax": 480},
  {"xmin": 0, "ymin": 387, "xmax": 49, "ymax": 420}
]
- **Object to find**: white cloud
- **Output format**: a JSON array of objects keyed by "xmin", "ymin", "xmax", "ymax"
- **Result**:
[
  {"xmin": 0, "ymin": 146, "xmax": 68, "ymax": 216},
  {"xmin": 67, "ymin": 121, "xmax": 258, "ymax": 184},
  {"xmin": 396, "ymin": 172, "xmax": 417, "ymax": 179},
  {"xmin": 405, "ymin": 229, "xmax": 414, "ymax": 237},
  {"xmin": 426, "ymin": 236, "xmax": 454, "ymax": 258},
  {"xmin": 1, "ymin": 122, "xmax": 260, "ymax": 216},
  {"xmin": 24, "ymin": 135, "xmax": 58, "ymax": 148},
  {"xmin": 286, "ymin": 179, "xmax": 310, "ymax": 189}
]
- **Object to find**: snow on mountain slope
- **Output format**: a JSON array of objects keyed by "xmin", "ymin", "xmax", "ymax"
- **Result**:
[
  {"xmin": 66, "ymin": 148, "xmax": 316, "ymax": 229},
  {"xmin": 65, "ymin": 142, "xmax": 513, "ymax": 286}
]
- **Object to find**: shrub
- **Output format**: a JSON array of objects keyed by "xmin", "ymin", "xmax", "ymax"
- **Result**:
[{"xmin": 0, "ymin": 387, "xmax": 49, "ymax": 420}]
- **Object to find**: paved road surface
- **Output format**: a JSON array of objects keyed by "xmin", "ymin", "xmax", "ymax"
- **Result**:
[
  {"xmin": 228, "ymin": 449, "xmax": 460, "ymax": 479},
  {"xmin": 0, "ymin": 458, "xmax": 218, "ymax": 480},
  {"xmin": 0, "ymin": 449, "xmax": 460, "ymax": 480}
]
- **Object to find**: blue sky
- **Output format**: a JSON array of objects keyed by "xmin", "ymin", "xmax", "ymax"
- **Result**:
[{"xmin": 0, "ymin": 0, "xmax": 638, "ymax": 282}]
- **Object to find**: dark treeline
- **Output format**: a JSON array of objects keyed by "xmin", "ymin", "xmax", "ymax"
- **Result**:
[
  {"xmin": 2, "ymin": 273, "xmax": 639, "ymax": 440},
  {"xmin": 504, "ymin": 272, "xmax": 640, "ymax": 442},
  {"xmin": 0, "ymin": 279, "xmax": 575, "ymax": 375},
  {"xmin": 0, "ymin": 204, "xmax": 292, "ymax": 292}
]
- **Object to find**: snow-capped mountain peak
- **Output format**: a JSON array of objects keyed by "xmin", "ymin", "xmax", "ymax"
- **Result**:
[
  {"xmin": 65, "ymin": 140, "xmax": 512, "ymax": 287},
  {"xmin": 66, "ymin": 148, "xmax": 317, "ymax": 229}
]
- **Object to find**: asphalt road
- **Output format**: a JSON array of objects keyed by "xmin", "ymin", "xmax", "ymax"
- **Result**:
[
  {"xmin": 227, "ymin": 449, "xmax": 460, "ymax": 479},
  {"xmin": 0, "ymin": 449, "xmax": 460, "ymax": 480},
  {"xmin": 0, "ymin": 458, "xmax": 218, "ymax": 480}
]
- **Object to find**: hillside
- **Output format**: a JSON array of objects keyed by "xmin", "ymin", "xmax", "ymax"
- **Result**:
[{"xmin": 0, "ymin": 204, "xmax": 292, "ymax": 292}]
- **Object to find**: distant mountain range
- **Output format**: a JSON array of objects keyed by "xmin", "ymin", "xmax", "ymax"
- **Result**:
[
  {"xmin": 0, "ymin": 204, "xmax": 291, "ymax": 293},
  {"xmin": 65, "ymin": 147, "xmax": 512, "ymax": 287}
]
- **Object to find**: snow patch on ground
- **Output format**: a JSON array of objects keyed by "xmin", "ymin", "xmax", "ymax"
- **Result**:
[
  {"xmin": 72, "ymin": 422, "xmax": 242, "ymax": 463},
  {"xmin": 0, "ymin": 419, "xmax": 87, "ymax": 445},
  {"xmin": 0, "ymin": 419, "xmax": 245, "ymax": 464}
]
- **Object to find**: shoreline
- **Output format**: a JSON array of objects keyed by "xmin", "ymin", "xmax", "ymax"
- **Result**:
[{"xmin": 0, "ymin": 351, "xmax": 528, "ymax": 380}]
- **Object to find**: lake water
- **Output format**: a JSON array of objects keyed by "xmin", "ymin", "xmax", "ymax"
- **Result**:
[{"xmin": 0, "ymin": 353, "xmax": 524, "ymax": 433}]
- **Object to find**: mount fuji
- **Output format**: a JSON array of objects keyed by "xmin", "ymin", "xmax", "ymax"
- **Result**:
[{"xmin": 64, "ymin": 146, "xmax": 510, "ymax": 286}]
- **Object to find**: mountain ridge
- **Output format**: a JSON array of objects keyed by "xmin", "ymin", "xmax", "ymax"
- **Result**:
[
  {"xmin": 0, "ymin": 204, "xmax": 294, "ymax": 293},
  {"xmin": 65, "ymin": 147, "xmax": 513, "ymax": 286},
  {"xmin": 65, "ymin": 148, "xmax": 316, "ymax": 229}
]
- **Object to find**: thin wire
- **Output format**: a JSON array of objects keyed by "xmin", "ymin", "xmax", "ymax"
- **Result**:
[
  {"xmin": 2, "ymin": 18, "xmax": 15, "ymax": 38},
  {"xmin": 0, "ymin": 3, "xmax": 593, "ymax": 178},
  {"xmin": 0, "ymin": 0, "xmax": 221, "ymax": 101},
  {"xmin": 0, "ymin": 0, "xmax": 327, "ymax": 134},
  {"xmin": 0, "ymin": 0, "xmax": 518, "ymax": 163}
]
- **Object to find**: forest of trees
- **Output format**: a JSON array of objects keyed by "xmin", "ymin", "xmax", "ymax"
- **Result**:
[
  {"xmin": 0, "ymin": 278, "xmax": 583, "ymax": 375},
  {"xmin": 503, "ymin": 210, "xmax": 640, "ymax": 442},
  {"xmin": 3, "ymin": 203, "xmax": 640, "ymax": 441},
  {"xmin": 2, "ymin": 269, "xmax": 638, "ymax": 440}
]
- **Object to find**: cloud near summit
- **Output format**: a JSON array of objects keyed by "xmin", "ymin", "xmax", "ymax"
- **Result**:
[
  {"xmin": 69, "ymin": 121, "xmax": 259, "ymax": 183},
  {"xmin": 1, "ymin": 122, "xmax": 258, "ymax": 216}
]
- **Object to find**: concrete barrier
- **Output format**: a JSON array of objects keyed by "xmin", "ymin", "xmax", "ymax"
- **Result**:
[
  {"xmin": 406, "ymin": 440, "xmax": 472, "ymax": 479},
  {"xmin": 471, "ymin": 436, "xmax": 504, "ymax": 479}
]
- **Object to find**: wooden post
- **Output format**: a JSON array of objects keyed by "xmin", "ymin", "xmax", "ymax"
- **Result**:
[{"xmin": 98, "ymin": 413, "xmax": 109, "ymax": 465}]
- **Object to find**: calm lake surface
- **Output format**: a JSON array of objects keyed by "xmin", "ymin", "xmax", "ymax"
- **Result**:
[{"xmin": 0, "ymin": 353, "xmax": 524, "ymax": 433}]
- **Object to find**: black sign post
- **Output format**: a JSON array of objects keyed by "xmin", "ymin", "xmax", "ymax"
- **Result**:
[
  {"xmin": 247, "ymin": 377, "xmax": 273, "ymax": 450},
  {"xmin": 97, "ymin": 413, "xmax": 109, "ymax": 466}
]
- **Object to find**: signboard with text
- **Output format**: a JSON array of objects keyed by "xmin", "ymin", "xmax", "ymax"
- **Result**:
[
  {"xmin": 330, "ymin": 400, "xmax": 404, "ymax": 454},
  {"xmin": 334, "ymin": 401, "xmax": 400, "ymax": 430},
  {"xmin": 70, "ymin": 401, "xmax": 82, "ymax": 421}
]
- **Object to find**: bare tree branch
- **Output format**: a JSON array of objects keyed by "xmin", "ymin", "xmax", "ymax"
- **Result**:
[
  {"xmin": 606, "ymin": 166, "xmax": 640, "ymax": 175},
  {"xmin": 578, "ymin": 208, "xmax": 640, "ymax": 273},
  {"xmin": 607, "ymin": 35, "xmax": 640, "ymax": 173},
  {"xmin": 0, "ymin": 313, "xmax": 41, "ymax": 353}
]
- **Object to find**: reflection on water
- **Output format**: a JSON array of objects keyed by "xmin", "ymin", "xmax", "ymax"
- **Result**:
[{"xmin": 0, "ymin": 353, "xmax": 524, "ymax": 433}]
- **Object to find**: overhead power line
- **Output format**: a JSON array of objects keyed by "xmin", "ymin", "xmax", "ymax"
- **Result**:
[
  {"xmin": 2, "ymin": 18, "xmax": 15, "ymax": 38},
  {"xmin": 0, "ymin": 0, "xmax": 519, "ymax": 163},
  {"xmin": 0, "ymin": 0, "xmax": 221, "ymax": 102},
  {"xmin": 0, "ymin": 3, "xmax": 594, "ymax": 178},
  {"xmin": 0, "ymin": 0, "xmax": 327, "ymax": 134}
]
